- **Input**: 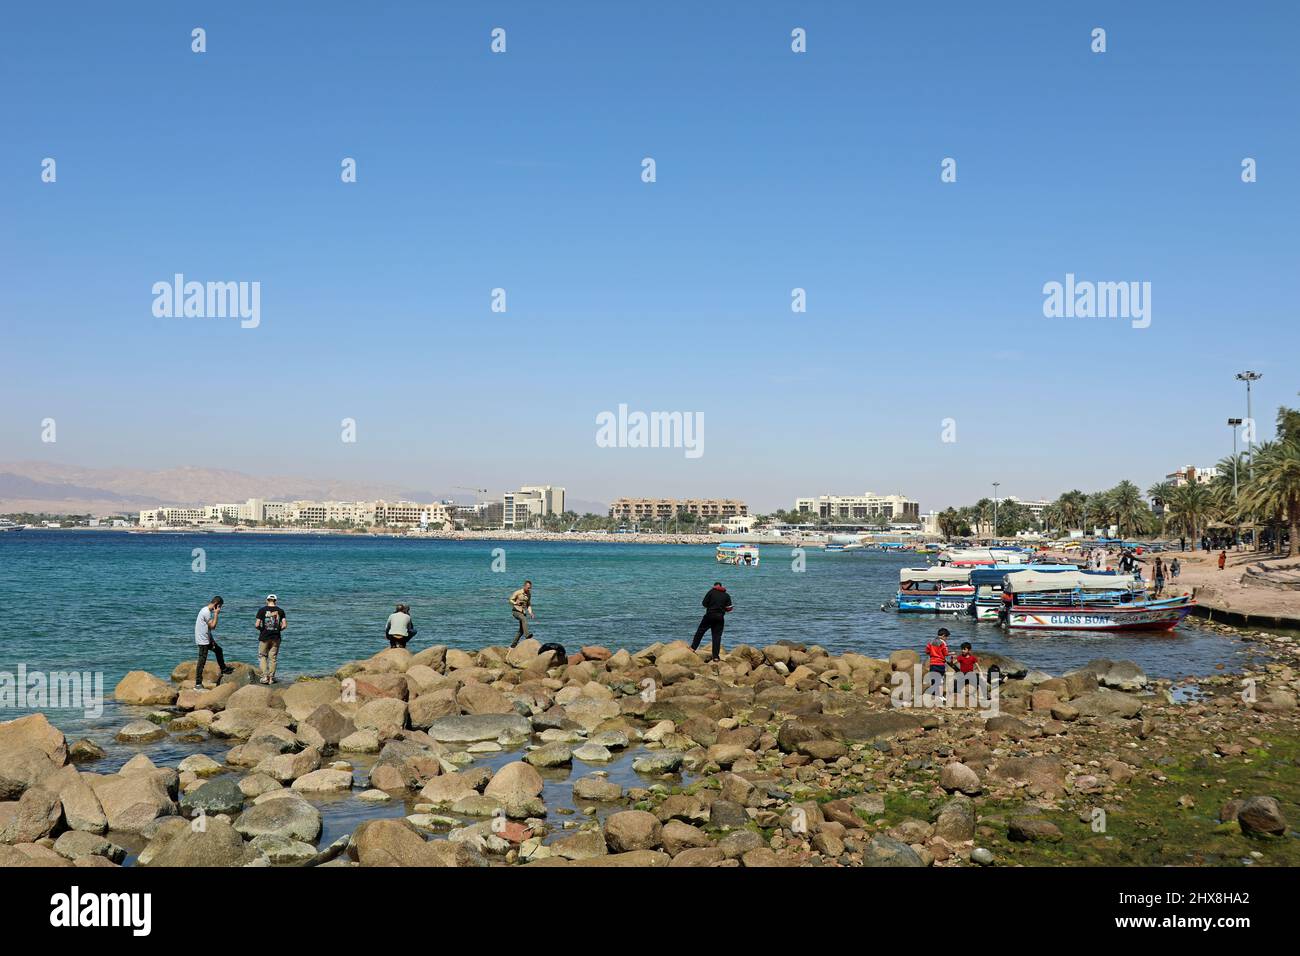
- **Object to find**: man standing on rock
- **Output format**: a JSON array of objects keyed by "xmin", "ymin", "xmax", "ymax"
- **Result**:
[
  {"xmin": 254, "ymin": 594, "xmax": 287, "ymax": 685},
  {"xmin": 690, "ymin": 581, "xmax": 734, "ymax": 662},
  {"xmin": 509, "ymin": 580, "xmax": 535, "ymax": 648},
  {"xmin": 193, "ymin": 596, "xmax": 233, "ymax": 690}
]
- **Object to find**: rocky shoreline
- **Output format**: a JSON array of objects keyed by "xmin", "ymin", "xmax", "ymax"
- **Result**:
[{"xmin": 2, "ymin": 625, "xmax": 1297, "ymax": 868}]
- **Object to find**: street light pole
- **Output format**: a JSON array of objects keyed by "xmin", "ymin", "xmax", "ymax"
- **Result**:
[
  {"xmin": 1227, "ymin": 418, "xmax": 1242, "ymax": 500},
  {"xmin": 992, "ymin": 481, "xmax": 1000, "ymax": 542},
  {"xmin": 1236, "ymin": 371, "xmax": 1261, "ymax": 478}
]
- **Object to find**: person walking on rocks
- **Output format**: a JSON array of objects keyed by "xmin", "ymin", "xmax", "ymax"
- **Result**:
[
  {"xmin": 385, "ymin": 603, "xmax": 416, "ymax": 649},
  {"xmin": 254, "ymin": 594, "xmax": 287, "ymax": 685},
  {"xmin": 690, "ymin": 581, "xmax": 733, "ymax": 662},
  {"xmin": 509, "ymin": 581, "xmax": 535, "ymax": 648},
  {"xmin": 193, "ymin": 596, "xmax": 233, "ymax": 690}
]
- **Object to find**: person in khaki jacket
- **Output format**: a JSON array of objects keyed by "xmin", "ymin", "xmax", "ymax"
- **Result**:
[{"xmin": 509, "ymin": 580, "xmax": 534, "ymax": 647}]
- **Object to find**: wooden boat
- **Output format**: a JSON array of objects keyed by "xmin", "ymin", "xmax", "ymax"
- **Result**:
[
  {"xmin": 1000, "ymin": 569, "xmax": 1194, "ymax": 631},
  {"xmin": 896, "ymin": 567, "xmax": 973, "ymax": 613}
]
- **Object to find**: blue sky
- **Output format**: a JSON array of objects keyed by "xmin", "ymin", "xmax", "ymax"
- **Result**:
[{"xmin": 1, "ymin": 1, "xmax": 1296, "ymax": 512}]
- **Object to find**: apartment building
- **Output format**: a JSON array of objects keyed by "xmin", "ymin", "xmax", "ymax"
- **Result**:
[
  {"xmin": 608, "ymin": 497, "xmax": 749, "ymax": 522},
  {"xmin": 503, "ymin": 485, "xmax": 566, "ymax": 529}
]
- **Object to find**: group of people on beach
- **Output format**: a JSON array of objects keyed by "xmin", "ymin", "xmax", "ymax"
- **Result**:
[{"xmin": 190, "ymin": 576, "xmax": 739, "ymax": 686}]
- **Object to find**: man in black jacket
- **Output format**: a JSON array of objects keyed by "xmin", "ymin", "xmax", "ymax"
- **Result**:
[{"xmin": 690, "ymin": 582, "xmax": 734, "ymax": 662}]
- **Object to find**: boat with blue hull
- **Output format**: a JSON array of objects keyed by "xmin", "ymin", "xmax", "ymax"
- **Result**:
[
  {"xmin": 895, "ymin": 566, "xmax": 973, "ymax": 613},
  {"xmin": 1000, "ymin": 569, "xmax": 1195, "ymax": 631}
]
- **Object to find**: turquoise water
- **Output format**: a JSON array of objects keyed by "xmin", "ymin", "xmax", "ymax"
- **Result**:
[{"xmin": 0, "ymin": 530, "xmax": 1250, "ymax": 720}]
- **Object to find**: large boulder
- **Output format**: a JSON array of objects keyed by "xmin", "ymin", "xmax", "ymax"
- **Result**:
[
  {"xmin": 256, "ymin": 748, "xmax": 322, "ymax": 784},
  {"xmin": 939, "ymin": 762, "xmax": 982, "ymax": 795},
  {"xmin": 456, "ymin": 683, "xmax": 515, "ymax": 715},
  {"xmin": 0, "ymin": 747, "xmax": 60, "ymax": 801},
  {"xmin": 52, "ymin": 830, "xmax": 126, "ymax": 864},
  {"xmin": 179, "ymin": 777, "xmax": 245, "ymax": 817},
  {"xmin": 424, "ymin": 714, "xmax": 531, "ymax": 744},
  {"xmin": 299, "ymin": 704, "xmax": 355, "ymax": 747},
  {"xmin": 113, "ymin": 671, "xmax": 179, "ymax": 706},
  {"xmin": 0, "ymin": 786, "xmax": 63, "ymax": 843},
  {"xmin": 57, "ymin": 774, "xmax": 107, "ymax": 833},
  {"xmin": 354, "ymin": 698, "xmax": 409, "ymax": 732},
  {"xmin": 209, "ymin": 708, "xmax": 293, "ymax": 740},
  {"xmin": 1237, "ymin": 796, "xmax": 1288, "ymax": 836},
  {"xmin": 603, "ymin": 810, "xmax": 663, "ymax": 853},
  {"xmin": 0, "ymin": 714, "xmax": 69, "ymax": 766},
  {"xmin": 91, "ymin": 772, "xmax": 177, "ymax": 833},
  {"xmin": 483, "ymin": 762, "xmax": 544, "ymax": 804},
  {"xmin": 291, "ymin": 769, "xmax": 354, "ymax": 793},
  {"xmin": 280, "ymin": 679, "xmax": 344, "ymax": 722},
  {"xmin": 351, "ymin": 818, "xmax": 484, "ymax": 867},
  {"xmin": 1069, "ymin": 688, "xmax": 1143, "ymax": 719},
  {"xmin": 226, "ymin": 684, "xmax": 284, "ymax": 711},
  {"xmin": 234, "ymin": 795, "xmax": 322, "ymax": 843},
  {"xmin": 864, "ymin": 834, "xmax": 925, "ymax": 866},
  {"xmin": 139, "ymin": 817, "xmax": 253, "ymax": 867},
  {"xmin": 408, "ymin": 689, "xmax": 460, "ymax": 728}
]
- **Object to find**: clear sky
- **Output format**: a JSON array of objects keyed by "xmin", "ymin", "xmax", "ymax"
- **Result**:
[{"xmin": 2, "ymin": 1, "xmax": 1296, "ymax": 513}]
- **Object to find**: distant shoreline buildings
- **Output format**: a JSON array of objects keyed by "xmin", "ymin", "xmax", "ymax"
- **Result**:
[{"xmin": 139, "ymin": 485, "xmax": 567, "ymax": 530}]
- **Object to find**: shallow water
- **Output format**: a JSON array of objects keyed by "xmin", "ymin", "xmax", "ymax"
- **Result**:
[{"xmin": 0, "ymin": 530, "xmax": 1251, "ymax": 709}]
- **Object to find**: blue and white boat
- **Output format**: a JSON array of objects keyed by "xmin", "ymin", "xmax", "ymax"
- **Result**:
[{"xmin": 895, "ymin": 566, "xmax": 973, "ymax": 613}]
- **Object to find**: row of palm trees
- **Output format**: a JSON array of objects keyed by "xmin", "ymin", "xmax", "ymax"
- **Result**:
[{"xmin": 1038, "ymin": 406, "xmax": 1299, "ymax": 558}]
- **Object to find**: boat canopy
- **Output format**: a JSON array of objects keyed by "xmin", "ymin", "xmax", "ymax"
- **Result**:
[
  {"xmin": 969, "ymin": 565, "xmax": 1076, "ymax": 587},
  {"xmin": 900, "ymin": 567, "xmax": 972, "ymax": 583},
  {"xmin": 1003, "ymin": 570, "xmax": 1140, "ymax": 593}
]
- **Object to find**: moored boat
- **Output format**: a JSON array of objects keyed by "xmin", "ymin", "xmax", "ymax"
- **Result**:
[
  {"xmin": 1000, "ymin": 569, "xmax": 1194, "ymax": 631},
  {"xmin": 896, "ymin": 566, "xmax": 973, "ymax": 613},
  {"xmin": 716, "ymin": 542, "xmax": 760, "ymax": 566},
  {"xmin": 969, "ymin": 564, "xmax": 1078, "ymax": 620}
]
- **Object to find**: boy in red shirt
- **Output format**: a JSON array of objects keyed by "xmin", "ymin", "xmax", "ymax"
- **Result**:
[
  {"xmin": 955, "ymin": 641, "xmax": 981, "ymax": 697},
  {"xmin": 924, "ymin": 628, "xmax": 951, "ymax": 702}
]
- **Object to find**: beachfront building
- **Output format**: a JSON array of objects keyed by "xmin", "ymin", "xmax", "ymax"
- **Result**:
[
  {"xmin": 794, "ymin": 492, "xmax": 920, "ymax": 523},
  {"xmin": 138, "ymin": 507, "xmax": 208, "ymax": 527},
  {"xmin": 1166, "ymin": 465, "xmax": 1220, "ymax": 487},
  {"xmin": 607, "ymin": 497, "xmax": 749, "ymax": 523},
  {"xmin": 502, "ymin": 485, "xmax": 567, "ymax": 529},
  {"xmin": 1005, "ymin": 496, "xmax": 1050, "ymax": 522}
]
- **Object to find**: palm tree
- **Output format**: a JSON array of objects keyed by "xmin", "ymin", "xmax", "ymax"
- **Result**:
[
  {"xmin": 1109, "ymin": 481, "xmax": 1151, "ymax": 538},
  {"xmin": 1052, "ymin": 490, "xmax": 1087, "ymax": 532},
  {"xmin": 1146, "ymin": 480, "xmax": 1175, "ymax": 518},
  {"xmin": 1240, "ymin": 439, "xmax": 1300, "ymax": 557},
  {"xmin": 1163, "ymin": 482, "xmax": 1215, "ymax": 544}
]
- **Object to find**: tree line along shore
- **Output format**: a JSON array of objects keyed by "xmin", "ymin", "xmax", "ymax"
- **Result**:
[{"xmin": 1, "ymin": 626, "xmax": 1297, "ymax": 868}]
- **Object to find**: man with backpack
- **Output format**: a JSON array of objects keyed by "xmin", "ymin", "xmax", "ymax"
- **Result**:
[{"xmin": 254, "ymin": 594, "xmax": 287, "ymax": 685}]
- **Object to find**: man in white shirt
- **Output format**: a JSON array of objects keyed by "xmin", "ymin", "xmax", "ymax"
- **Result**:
[{"xmin": 193, "ymin": 596, "xmax": 233, "ymax": 690}]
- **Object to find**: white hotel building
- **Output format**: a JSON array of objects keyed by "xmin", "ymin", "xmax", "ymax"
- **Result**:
[{"xmin": 794, "ymin": 492, "xmax": 920, "ymax": 522}]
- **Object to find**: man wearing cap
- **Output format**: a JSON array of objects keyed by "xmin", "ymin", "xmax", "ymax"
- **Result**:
[{"xmin": 254, "ymin": 594, "xmax": 287, "ymax": 685}]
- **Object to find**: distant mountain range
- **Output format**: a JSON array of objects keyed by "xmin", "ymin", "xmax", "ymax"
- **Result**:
[{"xmin": 0, "ymin": 461, "xmax": 606, "ymax": 517}]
